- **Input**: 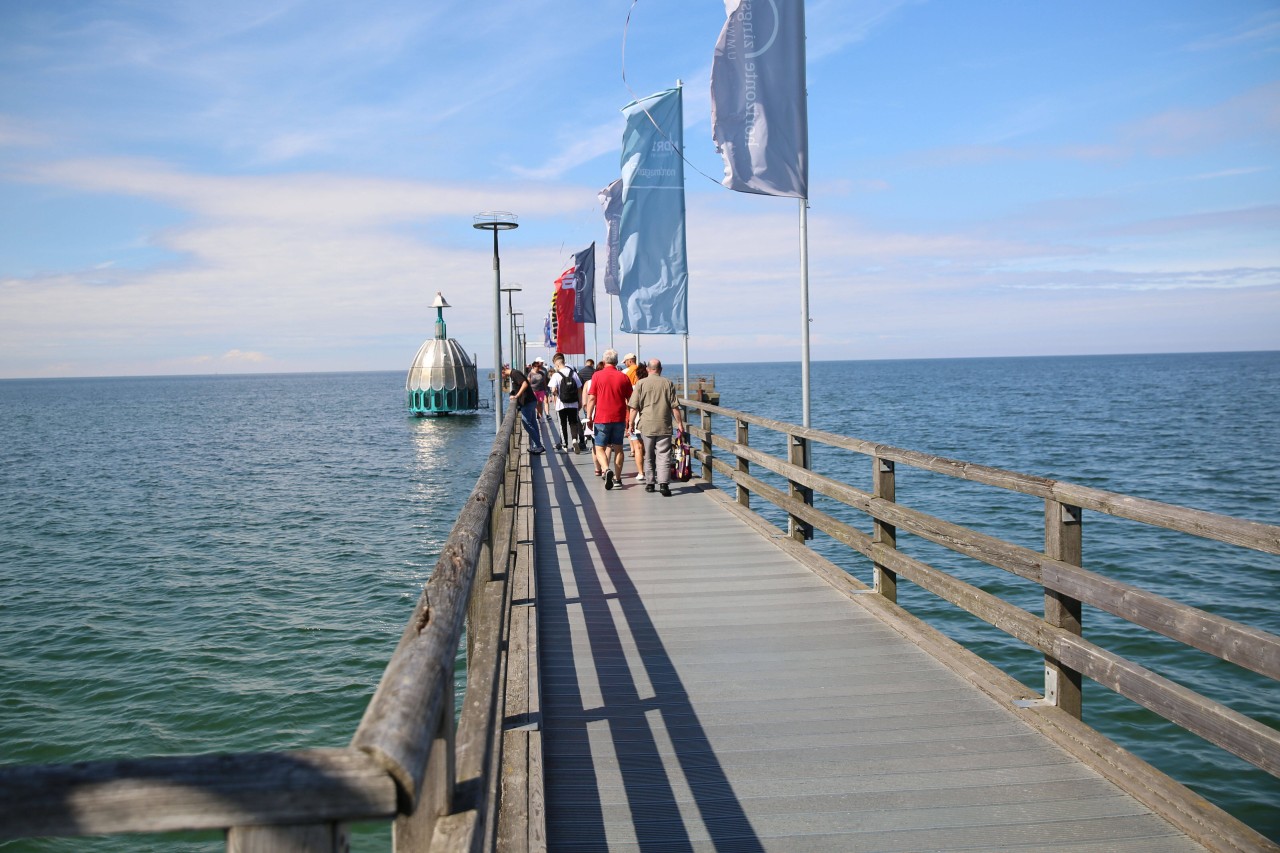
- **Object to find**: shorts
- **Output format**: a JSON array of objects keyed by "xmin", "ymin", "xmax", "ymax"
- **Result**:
[
  {"xmin": 594, "ymin": 422, "xmax": 626, "ymax": 447},
  {"xmin": 534, "ymin": 390, "xmax": 547, "ymax": 403}
]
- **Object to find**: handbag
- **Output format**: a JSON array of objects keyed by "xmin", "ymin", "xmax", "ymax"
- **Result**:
[{"xmin": 672, "ymin": 428, "xmax": 693, "ymax": 482}]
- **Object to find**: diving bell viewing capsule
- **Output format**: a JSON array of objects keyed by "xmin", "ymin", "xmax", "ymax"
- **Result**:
[{"xmin": 405, "ymin": 292, "xmax": 480, "ymax": 416}]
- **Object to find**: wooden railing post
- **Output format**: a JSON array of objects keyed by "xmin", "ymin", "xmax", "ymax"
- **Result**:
[
  {"xmin": 872, "ymin": 457, "xmax": 897, "ymax": 603},
  {"xmin": 788, "ymin": 434, "xmax": 813, "ymax": 541},
  {"xmin": 392, "ymin": 699, "xmax": 457, "ymax": 850},
  {"xmin": 1044, "ymin": 500, "xmax": 1084, "ymax": 718},
  {"xmin": 735, "ymin": 418, "xmax": 750, "ymax": 508},
  {"xmin": 227, "ymin": 823, "xmax": 350, "ymax": 852},
  {"xmin": 699, "ymin": 408, "xmax": 713, "ymax": 484}
]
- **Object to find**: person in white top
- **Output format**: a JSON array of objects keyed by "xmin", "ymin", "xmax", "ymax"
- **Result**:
[{"xmin": 548, "ymin": 353, "xmax": 585, "ymax": 453}]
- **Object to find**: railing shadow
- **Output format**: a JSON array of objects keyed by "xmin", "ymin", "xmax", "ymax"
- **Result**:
[{"xmin": 534, "ymin": 450, "xmax": 765, "ymax": 852}]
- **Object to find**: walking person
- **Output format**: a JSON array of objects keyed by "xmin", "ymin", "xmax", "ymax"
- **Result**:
[
  {"xmin": 628, "ymin": 358, "xmax": 684, "ymax": 496},
  {"xmin": 622, "ymin": 352, "xmax": 640, "ymax": 384},
  {"xmin": 584, "ymin": 349, "xmax": 632, "ymax": 490},
  {"xmin": 627, "ymin": 361, "xmax": 649, "ymax": 480},
  {"xmin": 503, "ymin": 363, "xmax": 546, "ymax": 455},
  {"xmin": 548, "ymin": 353, "xmax": 584, "ymax": 453},
  {"xmin": 527, "ymin": 358, "xmax": 549, "ymax": 420},
  {"xmin": 576, "ymin": 358, "xmax": 597, "ymax": 450}
]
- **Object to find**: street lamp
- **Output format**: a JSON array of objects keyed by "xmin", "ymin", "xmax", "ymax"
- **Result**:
[
  {"xmin": 473, "ymin": 211, "xmax": 519, "ymax": 431},
  {"xmin": 514, "ymin": 312, "xmax": 524, "ymax": 366},
  {"xmin": 501, "ymin": 284, "xmax": 522, "ymax": 374},
  {"xmin": 511, "ymin": 312, "xmax": 524, "ymax": 368}
]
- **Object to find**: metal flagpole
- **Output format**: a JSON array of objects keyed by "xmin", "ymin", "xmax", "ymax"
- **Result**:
[
  {"xmin": 682, "ymin": 334, "xmax": 689, "ymax": 403},
  {"xmin": 799, "ymin": 198, "xmax": 811, "ymax": 428}
]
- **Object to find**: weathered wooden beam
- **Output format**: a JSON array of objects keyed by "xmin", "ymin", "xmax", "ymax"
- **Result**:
[
  {"xmin": 684, "ymin": 399, "xmax": 1280, "ymax": 554},
  {"xmin": 0, "ymin": 748, "xmax": 395, "ymax": 840},
  {"xmin": 1044, "ymin": 499, "xmax": 1084, "ymax": 719},
  {"xmin": 712, "ymin": 438, "xmax": 1280, "ymax": 682},
  {"xmin": 352, "ymin": 409, "xmax": 518, "ymax": 808},
  {"xmin": 872, "ymin": 456, "xmax": 897, "ymax": 603},
  {"xmin": 227, "ymin": 823, "xmax": 349, "ymax": 853}
]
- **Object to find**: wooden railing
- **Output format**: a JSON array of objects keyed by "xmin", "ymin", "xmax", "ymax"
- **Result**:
[
  {"xmin": 683, "ymin": 399, "xmax": 1279, "ymax": 849},
  {"xmin": 0, "ymin": 404, "xmax": 544, "ymax": 852}
]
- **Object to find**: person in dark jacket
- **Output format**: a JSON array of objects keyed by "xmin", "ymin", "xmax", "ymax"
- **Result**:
[{"xmin": 503, "ymin": 363, "xmax": 545, "ymax": 454}]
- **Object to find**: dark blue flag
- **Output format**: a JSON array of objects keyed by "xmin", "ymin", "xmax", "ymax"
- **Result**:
[{"xmin": 572, "ymin": 243, "xmax": 596, "ymax": 324}]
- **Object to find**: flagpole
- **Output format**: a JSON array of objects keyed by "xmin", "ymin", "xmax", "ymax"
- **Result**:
[
  {"xmin": 682, "ymin": 334, "xmax": 689, "ymax": 404},
  {"xmin": 799, "ymin": 198, "xmax": 811, "ymax": 428}
]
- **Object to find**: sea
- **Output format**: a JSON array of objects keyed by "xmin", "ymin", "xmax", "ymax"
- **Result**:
[{"xmin": 1, "ymin": 351, "xmax": 1277, "ymax": 850}]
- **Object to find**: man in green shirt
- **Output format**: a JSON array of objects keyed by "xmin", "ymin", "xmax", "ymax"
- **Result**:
[{"xmin": 626, "ymin": 358, "xmax": 684, "ymax": 496}]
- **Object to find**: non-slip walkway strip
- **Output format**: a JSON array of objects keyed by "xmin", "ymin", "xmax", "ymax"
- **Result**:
[{"xmin": 530, "ymin": 429, "xmax": 1205, "ymax": 852}]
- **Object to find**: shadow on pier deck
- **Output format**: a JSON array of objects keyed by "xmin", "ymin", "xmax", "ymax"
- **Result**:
[{"xmin": 533, "ymin": 442, "xmax": 1206, "ymax": 852}]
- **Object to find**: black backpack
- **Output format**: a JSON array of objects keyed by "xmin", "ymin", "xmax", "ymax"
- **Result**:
[{"xmin": 557, "ymin": 368, "xmax": 580, "ymax": 404}]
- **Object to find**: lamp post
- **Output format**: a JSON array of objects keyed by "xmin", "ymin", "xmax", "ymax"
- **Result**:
[
  {"xmin": 501, "ymin": 285, "xmax": 522, "ymax": 373},
  {"xmin": 473, "ymin": 211, "xmax": 519, "ymax": 431},
  {"xmin": 512, "ymin": 312, "xmax": 524, "ymax": 368}
]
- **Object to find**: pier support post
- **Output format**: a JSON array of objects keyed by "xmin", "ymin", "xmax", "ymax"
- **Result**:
[
  {"xmin": 698, "ymin": 409, "xmax": 713, "ymax": 484},
  {"xmin": 1044, "ymin": 500, "xmax": 1083, "ymax": 719},
  {"xmin": 393, "ymin": 702, "xmax": 457, "ymax": 850},
  {"xmin": 227, "ymin": 823, "xmax": 350, "ymax": 852},
  {"xmin": 735, "ymin": 419, "xmax": 751, "ymax": 508},
  {"xmin": 872, "ymin": 458, "xmax": 897, "ymax": 603},
  {"xmin": 787, "ymin": 435, "xmax": 813, "ymax": 541}
]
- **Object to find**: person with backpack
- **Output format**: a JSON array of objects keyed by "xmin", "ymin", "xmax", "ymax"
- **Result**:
[{"xmin": 549, "ymin": 353, "xmax": 585, "ymax": 453}]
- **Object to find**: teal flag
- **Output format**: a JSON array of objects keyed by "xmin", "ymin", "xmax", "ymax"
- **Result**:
[{"xmin": 618, "ymin": 87, "xmax": 688, "ymax": 335}]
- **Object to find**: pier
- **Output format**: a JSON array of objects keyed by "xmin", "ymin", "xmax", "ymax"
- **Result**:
[{"xmin": 1, "ymin": 402, "xmax": 1278, "ymax": 851}]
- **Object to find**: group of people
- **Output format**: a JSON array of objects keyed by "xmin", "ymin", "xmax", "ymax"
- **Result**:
[{"xmin": 501, "ymin": 349, "xmax": 684, "ymax": 496}]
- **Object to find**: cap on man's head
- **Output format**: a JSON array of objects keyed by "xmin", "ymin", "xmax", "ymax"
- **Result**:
[{"xmin": 624, "ymin": 353, "xmax": 637, "ymax": 362}]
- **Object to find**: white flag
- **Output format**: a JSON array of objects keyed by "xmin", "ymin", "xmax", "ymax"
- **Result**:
[
  {"xmin": 710, "ymin": 0, "xmax": 809, "ymax": 198},
  {"xmin": 598, "ymin": 179, "xmax": 623, "ymax": 296}
]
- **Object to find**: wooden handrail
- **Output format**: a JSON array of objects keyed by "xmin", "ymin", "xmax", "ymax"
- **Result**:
[
  {"xmin": 695, "ymin": 427, "xmax": 1280, "ymax": 681},
  {"xmin": 682, "ymin": 398, "xmax": 1280, "ymax": 783},
  {"xmin": 683, "ymin": 399, "xmax": 1280, "ymax": 554}
]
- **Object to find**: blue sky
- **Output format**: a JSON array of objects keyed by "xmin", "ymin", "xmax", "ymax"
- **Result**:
[{"xmin": 1, "ymin": 0, "xmax": 1277, "ymax": 378}]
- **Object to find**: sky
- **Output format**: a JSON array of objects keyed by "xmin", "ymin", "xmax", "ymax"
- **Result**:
[{"xmin": 1, "ymin": 0, "xmax": 1278, "ymax": 378}]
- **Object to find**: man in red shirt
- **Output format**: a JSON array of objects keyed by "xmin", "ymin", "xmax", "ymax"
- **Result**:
[{"xmin": 584, "ymin": 349, "xmax": 633, "ymax": 490}]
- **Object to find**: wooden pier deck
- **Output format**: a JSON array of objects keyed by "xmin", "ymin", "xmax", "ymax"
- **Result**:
[{"xmin": 532, "ymin": 444, "xmax": 1208, "ymax": 852}]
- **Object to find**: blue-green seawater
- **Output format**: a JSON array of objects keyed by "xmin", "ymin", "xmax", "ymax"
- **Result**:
[{"xmin": 1, "ymin": 352, "xmax": 1277, "ymax": 848}]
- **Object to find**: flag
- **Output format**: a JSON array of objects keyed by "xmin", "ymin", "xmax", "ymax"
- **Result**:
[
  {"xmin": 543, "ymin": 313, "xmax": 553, "ymax": 351},
  {"xmin": 572, "ymin": 243, "xmax": 596, "ymax": 324},
  {"xmin": 618, "ymin": 87, "xmax": 688, "ymax": 335},
  {"xmin": 599, "ymin": 180, "xmax": 623, "ymax": 295},
  {"xmin": 710, "ymin": 0, "xmax": 808, "ymax": 198},
  {"xmin": 554, "ymin": 265, "xmax": 585, "ymax": 354}
]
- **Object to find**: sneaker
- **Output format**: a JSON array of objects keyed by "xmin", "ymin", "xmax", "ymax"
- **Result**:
[
  {"xmin": 530, "ymin": 446, "xmax": 545, "ymax": 455},
  {"xmin": 604, "ymin": 470, "xmax": 615, "ymax": 490},
  {"xmin": 660, "ymin": 484, "xmax": 672, "ymax": 497},
  {"xmin": 645, "ymin": 484, "xmax": 655, "ymax": 493},
  {"xmin": 554, "ymin": 443, "xmax": 563, "ymax": 450}
]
